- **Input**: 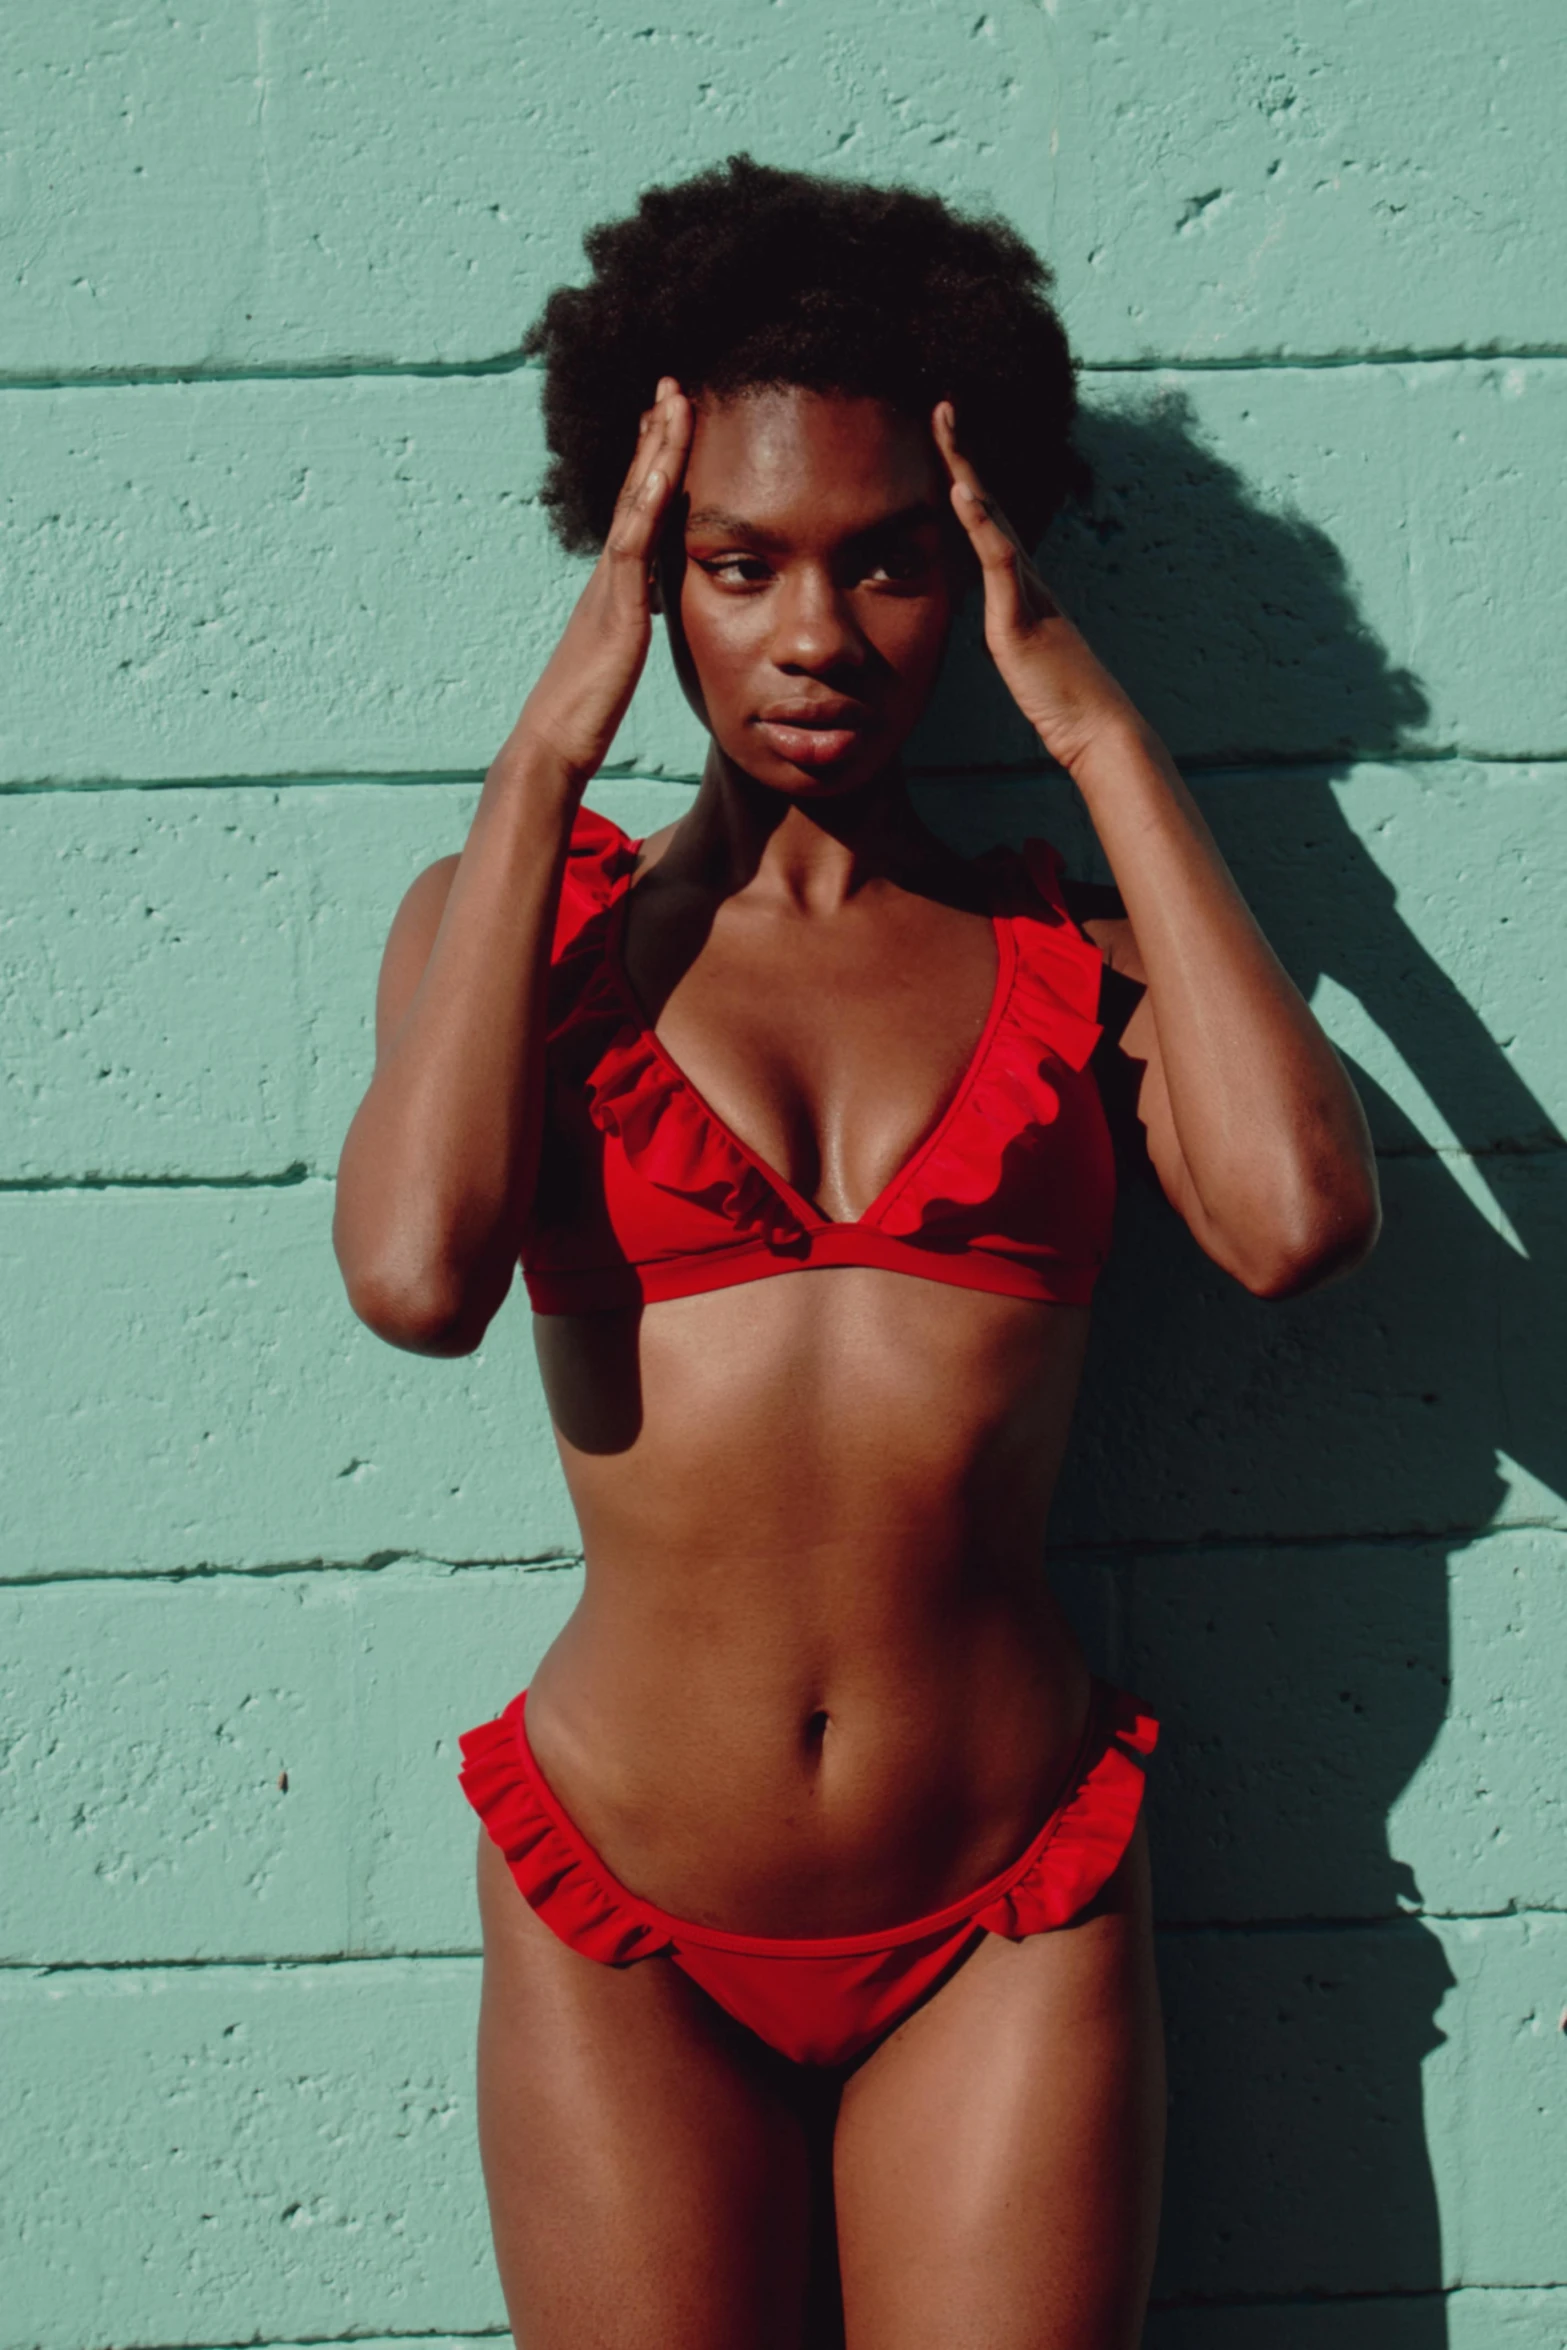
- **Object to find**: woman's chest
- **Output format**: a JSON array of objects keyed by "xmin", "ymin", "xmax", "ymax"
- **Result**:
[{"xmin": 631, "ymin": 894, "xmax": 1000, "ymax": 1223}]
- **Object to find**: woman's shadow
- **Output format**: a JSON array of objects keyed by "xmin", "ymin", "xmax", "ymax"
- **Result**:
[{"xmin": 914, "ymin": 391, "xmax": 1567, "ymax": 2334}]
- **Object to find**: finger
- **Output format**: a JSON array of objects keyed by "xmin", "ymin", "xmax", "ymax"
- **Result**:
[
  {"xmin": 628, "ymin": 379, "xmax": 681, "ymax": 468},
  {"xmin": 634, "ymin": 387, "xmax": 693, "ymax": 519},
  {"xmin": 933, "ymin": 398, "xmax": 998, "ymax": 515},
  {"xmin": 931, "ymin": 403, "xmax": 1029, "ymax": 572},
  {"xmin": 950, "ymin": 474, "xmax": 1031, "ymax": 620},
  {"xmin": 931, "ymin": 398, "xmax": 961, "ymax": 474},
  {"xmin": 621, "ymin": 392, "xmax": 672, "ymax": 502},
  {"xmin": 606, "ymin": 393, "xmax": 691, "ymax": 566},
  {"xmin": 622, "ymin": 382, "xmax": 691, "ymax": 504},
  {"xmin": 954, "ymin": 480, "xmax": 1063, "ymax": 631},
  {"xmin": 933, "ymin": 404, "xmax": 1057, "ymax": 644},
  {"xmin": 605, "ymin": 462, "xmax": 668, "ymax": 566},
  {"xmin": 611, "ymin": 394, "xmax": 676, "ymax": 533},
  {"xmin": 951, "ymin": 476, "xmax": 1022, "ymax": 561},
  {"xmin": 660, "ymin": 384, "xmax": 694, "ymax": 488}
]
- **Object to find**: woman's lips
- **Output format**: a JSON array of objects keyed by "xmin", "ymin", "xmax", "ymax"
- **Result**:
[{"xmin": 754, "ymin": 718, "xmax": 868, "ymax": 768}]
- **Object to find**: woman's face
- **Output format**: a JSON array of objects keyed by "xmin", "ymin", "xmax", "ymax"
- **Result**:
[{"xmin": 667, "ymin": 386, "xmax": 959, "ymax": 796}]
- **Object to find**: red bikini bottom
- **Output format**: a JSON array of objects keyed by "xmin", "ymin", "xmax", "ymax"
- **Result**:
[{"xmin": 459, "ymin": 1679, "xmax": 1157, "ymax": 2069}]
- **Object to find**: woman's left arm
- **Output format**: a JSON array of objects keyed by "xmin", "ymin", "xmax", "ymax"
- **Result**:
[{"xmin": 934, "ymin": 404, "xmax": 1380, "ymax": 1299}]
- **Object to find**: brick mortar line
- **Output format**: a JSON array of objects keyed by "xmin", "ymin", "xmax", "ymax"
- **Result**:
[
  {"xmin": 7, "ymin": 1514, "xmax": 1567, "ymax": 1594},
  {"xmin": 1093, "ymin": 347, "xmax": 1567, "ymax": 374},
  {"xmin": 63, "ymin": 2294, "xmax": 1567, "ymax": 2350},
  {"xmin": 1149, "ymin": 2283, "xmax": 1567, "ymax": 2312},
  {"xmin": 2, "ymin": 346, "xmax": 1565, "ymax": 395},
  {"xmin": 0, "ymin": 1553, "xmax": 586, "ymax": 1590},
  {"xmin": 0, "ymin": 355, "xmax": 535, "ymax": 393},
  {"xmin": 5, "ymin": 1517, "xmax": 1563, "ymax": 1591},
  {"xmin": 80, "ymin": 2340, "xmax": 508, "ymax": 2350},
  {"xmin": 1157, "ymin": 1909, "xmax": 1567, "ymax": 1936},
  {"xmin": 3, "ymin": 1135, "xmax": 1562, "ymax": 1198},
  {"xmin": 1058, "ymin": 1516, "xmax": 1567, "ymax": 1557},
  {"xmin": 54, "ymin": 2339, "xmax": 510, "ymax": 2350},
  {"xmin": 0, "ymin": 1168, "xmax": 314, "ymax": 1195},
  {"xmin": 61, "ymin": 2300, "xmax": 1567, "ymax": 2350},
  {"xmin": 920, "ymin": 748, "xmax": 1567, "ymax": 779},
  {"xmin": 6, "ymin": 1914, "xmax": 1563, "ymax": 1976},
  {"xmin": 8, "ymin": 1145, "xmax": 1567, "ymax": 1197},
  {"xmin": 4, "ymin": 749, "xmax": 1567, "ymax": 796}
]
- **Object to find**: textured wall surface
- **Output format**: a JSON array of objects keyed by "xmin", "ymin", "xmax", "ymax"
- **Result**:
[{"xmin": 3, "ymin": 4, "xmax": 1564, "ymax": 2346}]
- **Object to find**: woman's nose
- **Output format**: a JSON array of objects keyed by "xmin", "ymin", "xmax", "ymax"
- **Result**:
[{"xmin": 770, "ymin": 567, "xmax": 867, "ymax": 675}]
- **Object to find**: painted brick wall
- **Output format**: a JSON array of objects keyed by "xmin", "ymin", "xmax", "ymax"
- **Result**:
[{"xmin": 4, "ymin": 5, "xmax": 1564, "ymax": 2345}]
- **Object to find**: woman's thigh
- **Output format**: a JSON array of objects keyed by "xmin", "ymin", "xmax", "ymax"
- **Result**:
[
  {"xmin": 832, "ymin": 1823, "xmax": 1165, "ymax": 2350},
  {"xmin": 475, "ymin": 1832, "xmax": 817, "ymax": 2350}
]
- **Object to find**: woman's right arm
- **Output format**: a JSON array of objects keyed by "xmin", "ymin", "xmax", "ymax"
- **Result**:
[{"xmin": 333, "ymin": 380, "xmax": 692, "ymax": 1355}]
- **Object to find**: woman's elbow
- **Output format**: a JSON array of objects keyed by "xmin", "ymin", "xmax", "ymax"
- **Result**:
[
  {"xmin": 333, "ymin": 1225, "xmax": 502, "ymax": 1357},
  {"xmin": 1236, "ymin": 1162, "xmax": 1382, "ymax": 1300},
  {"xmin": 348, "ymin": 1275, "xmax": 490, "ymax": 1356}
]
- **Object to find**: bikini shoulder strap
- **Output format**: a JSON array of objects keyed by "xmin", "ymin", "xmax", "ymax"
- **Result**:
[{"xmin": 553, "ymin": 804, "xmax": 639, "ymax": 957}]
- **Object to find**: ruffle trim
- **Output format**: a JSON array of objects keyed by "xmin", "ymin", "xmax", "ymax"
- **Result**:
[
  {"xmin": 551, "ymin": 806, "xmax": 640, "ymax": 959},
  {"xmin": 544, "ymin": 807, "xmax": 809, "ymax": 1250},
  {"xmin": 460, "ymin": 1680, "xmax": 1155, "ymax": 1964},
  {"xmin": 585, "ymin": 1021, "xmax": 809, "ymax": 1253},
  {"xmin": 880, "ymin": 841, "xmax": 1106, "ymax": 1239},
  {"xmin": 972, "ymin": 1682, "xmax": 1157, "ymax": 1940},
  {"xmin": 557, "ymin": 832, "xmax": 1106, "ymax": 1251},
  {"xmin": 459, "ymin": 1699, "xmax": 674, "ymax": 1965},
  {"xmin": 1007, "ymin": 838, "xmax": 1107, "ymax": 1063}
]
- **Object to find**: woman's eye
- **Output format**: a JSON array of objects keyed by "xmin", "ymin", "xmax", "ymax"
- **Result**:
[
  {"xmin": 700, "ymin": 554, "xmax": 772, "ymax": 585},
  {"xmin": 695, "ymin": 546, "xmax": 933, "ymax": 589},
  {"xmin": 861, "ymin": 548, "xmax": 929, "ymax": 586}
]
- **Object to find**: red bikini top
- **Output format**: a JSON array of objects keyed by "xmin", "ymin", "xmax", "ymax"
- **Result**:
[{"xmin": 521, "ymin": 808, "xmax": 1116, "ymax": 1314}]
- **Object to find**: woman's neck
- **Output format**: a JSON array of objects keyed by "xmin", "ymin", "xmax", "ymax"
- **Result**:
[{"xmin": 664, "ymin": 744, "xmax": 952, "ymax": 917}]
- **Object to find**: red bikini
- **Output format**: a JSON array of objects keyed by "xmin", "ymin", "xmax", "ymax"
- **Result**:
[
  {"xmin": 461, "ymin": 1681, "xmax": 1156, "ymax": 2068},
  {"xmin": 459, "ymin": 806, "xmax": 1154, "ymax": 2064},
  {"xmin": 519, "ymin": 806, "xmax": 1117, "ymax": 1312}
]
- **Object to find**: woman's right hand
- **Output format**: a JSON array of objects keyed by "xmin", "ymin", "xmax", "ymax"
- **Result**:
[{"xmin": 512, "ymin": 378, "xmax": 693, "ymax": 789}]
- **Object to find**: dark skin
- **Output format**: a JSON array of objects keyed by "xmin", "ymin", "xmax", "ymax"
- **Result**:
[{"xmin": 335, "ymin": 381, "xmax": 1379, "ymax": 2347}]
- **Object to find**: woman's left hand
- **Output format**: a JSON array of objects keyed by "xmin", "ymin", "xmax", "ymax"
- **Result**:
[{"xmin": 932, "ymin": 402, "xmax": 1138, "ymax": 775}]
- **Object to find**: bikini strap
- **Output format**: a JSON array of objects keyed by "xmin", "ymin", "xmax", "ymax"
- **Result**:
[
  {"xmin": 1005, "ymin": 838, "xmax": 1108, "ymax": 1070},
  {"xmin": 553, "ymin": 805, "xmax": 640, "ymax": 958}
]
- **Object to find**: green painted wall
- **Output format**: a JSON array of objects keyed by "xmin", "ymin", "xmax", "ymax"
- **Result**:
[{"xmin": 3, "ymin": 3, "xmax": 1563, "ymax": 2343}]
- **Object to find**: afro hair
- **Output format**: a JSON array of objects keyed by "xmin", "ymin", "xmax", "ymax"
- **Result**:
[{"xmin": 525, "ymin": 155, "xmax": 1087, "ymax": 557}]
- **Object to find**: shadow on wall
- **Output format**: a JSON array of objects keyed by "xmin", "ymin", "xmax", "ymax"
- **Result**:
[{"xmin": 919, "ymin": 392, "xmax": 1567, "ymax": 2336}]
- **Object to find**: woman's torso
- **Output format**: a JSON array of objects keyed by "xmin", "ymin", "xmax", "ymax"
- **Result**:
[{"xmin": 521, "ymin": 811, "xmax": 1114, "ymax": 1937}]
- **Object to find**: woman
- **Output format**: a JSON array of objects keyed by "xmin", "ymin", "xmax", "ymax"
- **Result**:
[{"xmin": 334, "ymin": 159, "xmax": 1379, "ymax": 2348}]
